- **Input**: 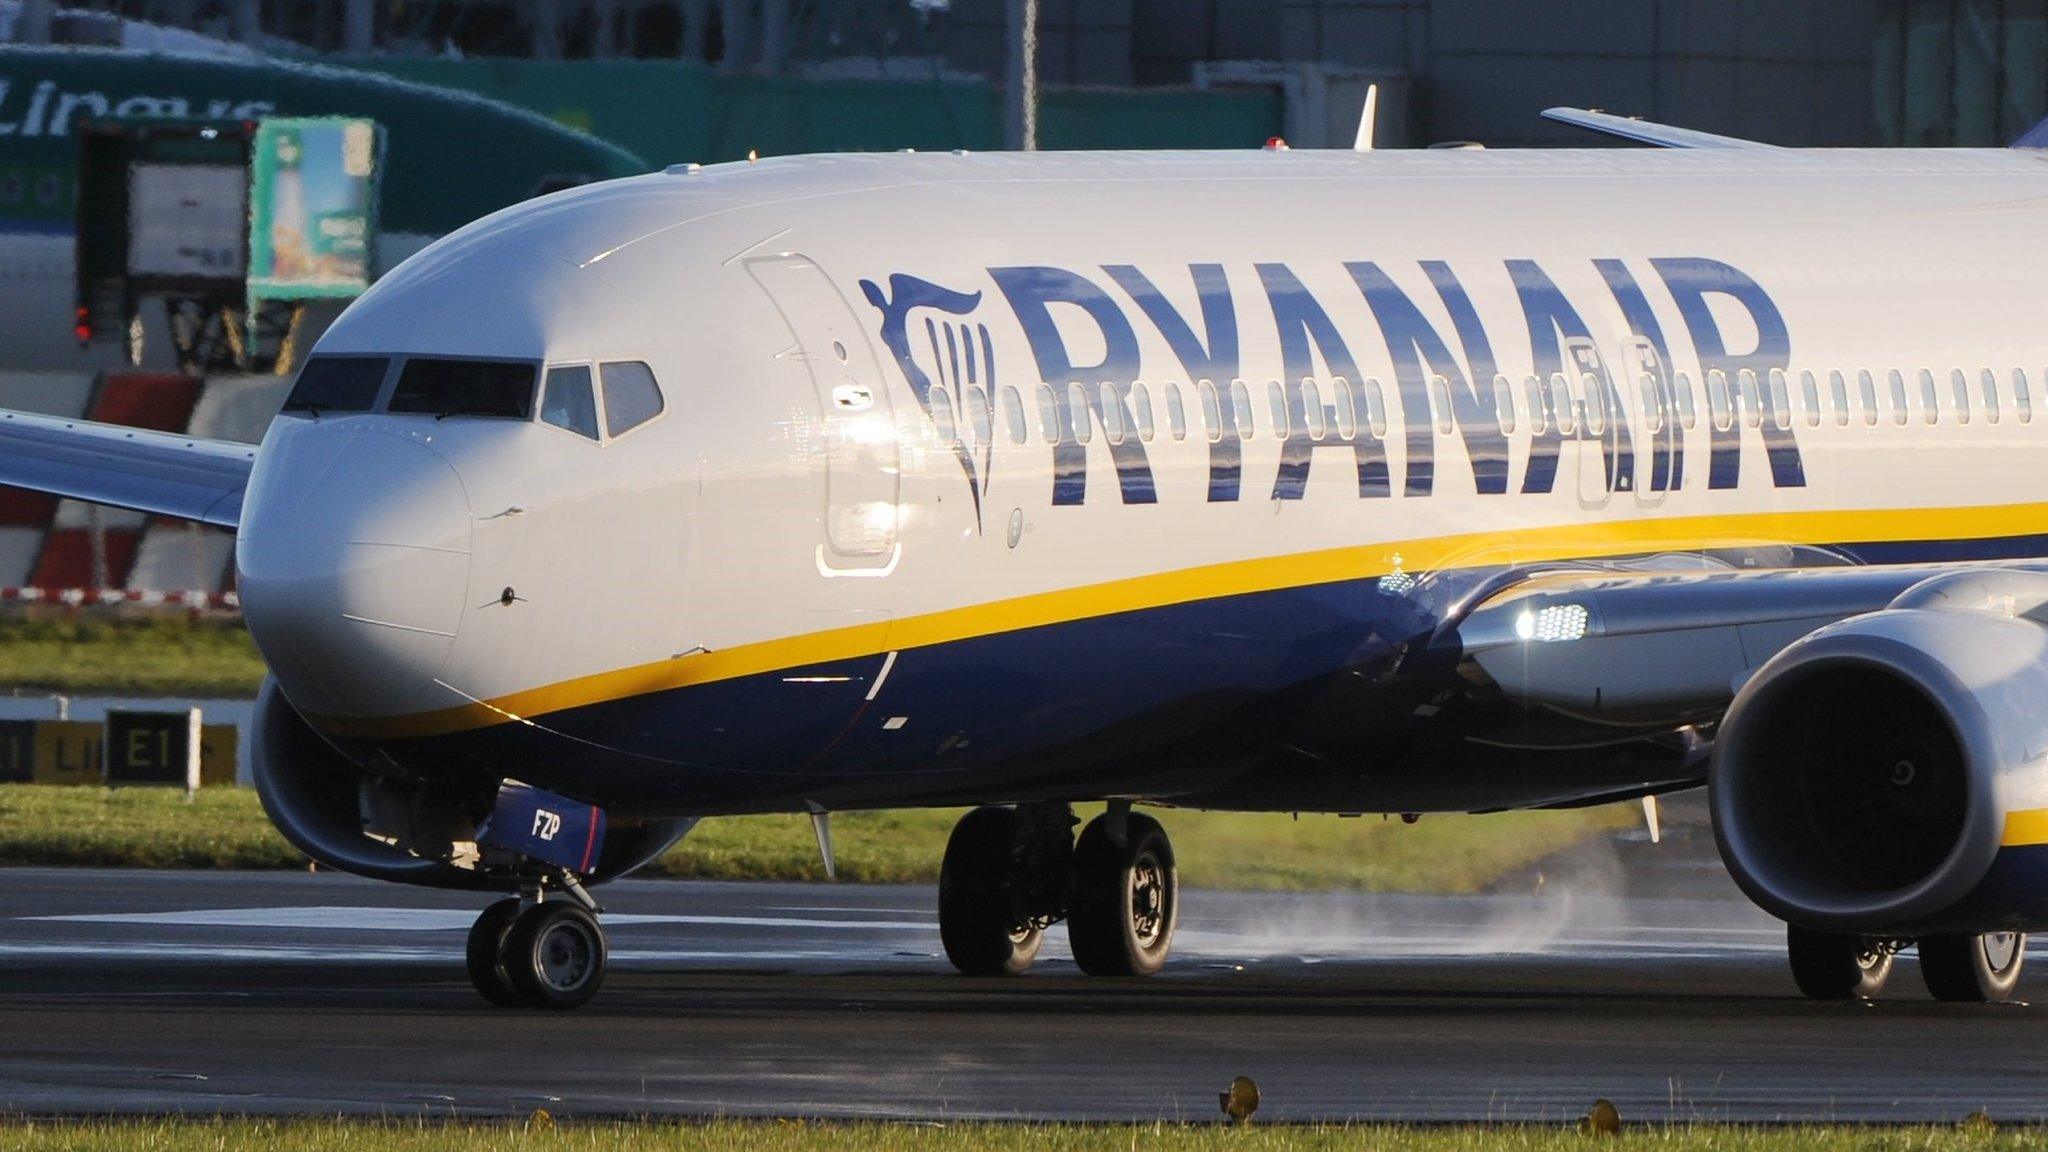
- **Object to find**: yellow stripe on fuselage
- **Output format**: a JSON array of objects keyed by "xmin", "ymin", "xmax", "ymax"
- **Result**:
[
  {"xmin": 309, "ymin": 498, "xmax": 2048, "ymax": 741},
  {"xmin": 2002, "ymin": 808, "xmax": 2048, "ymax": 848}
]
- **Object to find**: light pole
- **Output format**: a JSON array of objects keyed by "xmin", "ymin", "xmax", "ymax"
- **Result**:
[{"xmin": 1005, "ymin": 0, "xmax": 1037, "ymax": 151}]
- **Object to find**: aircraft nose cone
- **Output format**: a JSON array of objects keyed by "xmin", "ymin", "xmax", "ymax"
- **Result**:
[{"xmin": 238, "ymin": 432, "xmax": 473, "ymax": 720}]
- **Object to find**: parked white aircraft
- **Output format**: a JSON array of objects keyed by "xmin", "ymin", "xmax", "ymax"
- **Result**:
[{"xmin": 8, "ymin": 110, "xmax": 2048, "ymax": 1008}]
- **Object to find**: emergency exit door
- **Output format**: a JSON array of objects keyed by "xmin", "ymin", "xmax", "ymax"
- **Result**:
[{"xmin": 747, "ymin": 254, "xmax": 902, "ymax": 574}]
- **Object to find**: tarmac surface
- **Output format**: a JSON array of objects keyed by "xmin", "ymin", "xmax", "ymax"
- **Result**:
[{"xmin": 5, "ymin": 804, "xmax": 2046, "ymax": 1123}]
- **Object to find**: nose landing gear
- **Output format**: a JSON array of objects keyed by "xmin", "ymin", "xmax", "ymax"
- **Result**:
[
  {"xmin": 466, "ymin": 876, "xmax": 610, "ymax": 1009},
  {"xmin": 937, "ymin": 802, "xmax": 1181, "ymax": 978}
]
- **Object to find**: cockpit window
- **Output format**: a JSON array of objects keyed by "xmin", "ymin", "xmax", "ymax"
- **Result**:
[
  {"xmin": 389, "ymin": 359, "xmax": 536, "ymax": 419},
  {"xmin": 281, "ymin": 356, "xmax": 389, "ymax": 414},
  {"xmin": 541, "ymin": 366, "xmax": 600, "ymax": 440},
  {"xmin": 599, "ymin": 361, "xmax": 664, "ymax": 437}
]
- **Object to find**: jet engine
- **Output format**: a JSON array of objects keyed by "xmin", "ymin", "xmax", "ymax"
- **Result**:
[
  {"xmin": 1711, "ymin": 569, "xmax": 2048, "ymax": 936},
  {"xmin": 251, "ymin": 677, "xmax": 691, "ymax": 888}
]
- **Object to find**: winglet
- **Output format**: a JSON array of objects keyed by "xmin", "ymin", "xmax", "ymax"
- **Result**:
[{"xmin": 1541, "ymin": 107, "xmax": 1775, "ymax": 150}]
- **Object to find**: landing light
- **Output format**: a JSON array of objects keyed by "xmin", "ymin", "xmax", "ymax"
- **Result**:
[{"xmin": 1514, "ymin": 603, "xmax": 1590, "ymax": 643}]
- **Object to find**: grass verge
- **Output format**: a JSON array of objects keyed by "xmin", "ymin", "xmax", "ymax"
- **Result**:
[
  {"xmin": 0, "ymin": 1119, "xmax": 2031, "ymax": 1152},
  {"xmin": 0, "ymin": 614, "xmax": 266, "ymax": 697},
  {"xmin": 0, "ymin": 784, "xmax": 1632, "ymax": 892}
]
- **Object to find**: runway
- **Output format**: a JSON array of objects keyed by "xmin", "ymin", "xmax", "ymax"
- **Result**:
[{"xmin": 4, "ymin": 810, "xmax": 2045, "ymax": 1123}]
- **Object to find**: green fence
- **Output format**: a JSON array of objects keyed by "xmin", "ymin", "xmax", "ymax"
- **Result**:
[{"xmin": 333, "ymin": 57, "xmax": 1282, "ymax": 167}]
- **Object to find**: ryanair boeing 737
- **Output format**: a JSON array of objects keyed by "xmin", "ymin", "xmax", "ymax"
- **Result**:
[{"xmin": 8, "ymin": 109, "xmax": 2047, "ymax": 1008}]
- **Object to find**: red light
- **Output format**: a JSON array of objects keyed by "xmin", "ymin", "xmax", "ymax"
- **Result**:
[
  {"xmin": 73, "ymin": 325, "xmax": 92, "ymax": 343},
  {"xmin": 1263, "ymin": 136, "xmax": 1290, "ymax": 151}
]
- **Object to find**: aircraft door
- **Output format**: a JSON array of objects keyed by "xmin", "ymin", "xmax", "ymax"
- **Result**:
[
  {"xmin": 747, "ymin": 255, "xmax": 902, "ymax": 574},
  {"xmin": 1568, "ymin": 337, "xmax": 1625, "ymax": 510},
  {"xmin": 1623, "ymin": 337, "xmax": 1673, "ymax": 509}
]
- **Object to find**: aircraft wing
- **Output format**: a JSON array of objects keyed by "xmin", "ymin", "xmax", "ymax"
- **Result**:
[
  {"xmin": 1540, "ymin": 107, "xmax": 1775, "ymax": 149},
  {"xmin": 0, "ymin": 409, "xmax": 257, "ymax": 530},
  {"xmin": 1452, "ymin": 562, "xmax": 2010, "ymax": 719}
]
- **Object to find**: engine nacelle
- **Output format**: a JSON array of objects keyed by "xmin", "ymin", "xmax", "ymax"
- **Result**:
[
  {"xmin": 1712, "ymin": 569, "xmax": 2048, "ymax": 936},
  {"xmin": 252, "ymin": 677, "xmax": 692, "ymax": 889}
]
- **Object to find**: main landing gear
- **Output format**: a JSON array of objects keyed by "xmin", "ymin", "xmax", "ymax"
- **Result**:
[
  {"xmin": 1786, "ymin": 924, "xmax": 2027, "ymax": 1002},
  {"xmin": 938, "ymin": 801, "xmax": 1180, "ymax": 978},
  {"xmin": 467, "ymin": 877, "xmax": 610, "ymax": 1009}
]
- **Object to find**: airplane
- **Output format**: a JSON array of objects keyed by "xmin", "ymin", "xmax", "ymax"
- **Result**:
[{"xmin": 7, "ymin": 105, "xmax": 2048, "ymax": 1009}]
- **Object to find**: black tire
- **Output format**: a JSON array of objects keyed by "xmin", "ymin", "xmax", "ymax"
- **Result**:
[
  {"xmin": 939, "ymin": 806, "xmax": 1043, "ymax": 975},
  {"xmin": 1920, "ymin": 932, "xmax": 2026, "ymax": 1002},
  {"xmin": 502, "ymin": 902, "xmax": 608, "ymax": 1009},
  {"xmin": 465, "ymin": 898, "xmax": 524, "ymax": 1007},
  {"xmin": 1786, "ymin": 924, "xmax": 1892, "ymax": 1000},
  {"xmin": 1067, "ymin": 812, "xmax": 1177, "ymax": 977}
]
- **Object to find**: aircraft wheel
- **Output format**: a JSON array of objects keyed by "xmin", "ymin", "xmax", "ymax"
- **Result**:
[
  {"xmin": 939, "ymin": 806, "xmax": 1043, "ymax": 975},
  {"xmin": 1920, "ymin": 932, "xmax": 2026, "ymax": 1002},
  {"xmin": 1786, "ymin": 924, "xmax": 1893, "ymax": 1000},
  {"xmin": 502, "ymin": 901, "xmax": 608, "ymax": 1009},
  {"xmin": 1067, "ymin": 812, "xmax": 1177, "ymax": 977},
  {"xmin": 465, "ymin": 897, "xmax": 524, "ymax": 1007}
]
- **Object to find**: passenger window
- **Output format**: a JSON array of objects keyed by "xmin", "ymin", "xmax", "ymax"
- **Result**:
[
  {"xmin": 1550, "ymin": 374, "xmax": 1577, "ymax": 435},
  {"xmin": 1097, "ymin": 382, "xmax": 1125, "ymax": 445},
  {"xmin": 1738, "ymin": 369, "xmax": 1762, "ymax": 430},
  {"xmin": 965, "ymin": 385, "xmax": 993, "ymax": 443},
  {"xmin": 1431, "ymin": 376, "xmax": 1456, "ymax": 435},
  {"xmin": 1798, "ymin": 370, "xmax": 1819, "ymax": 428},
  {"xmin": 931, "ymin": 387, "xmax": 959, "ymax": 444},
  {"xmin": 1333, "ymin": 378, "xmax": 1358, "ymax": 439},
  {"xmin": 541, "ymin": 365, "xmax": 600, "ymax": 440},
  {"xmin": 1858, "ymin": 370, "xmax": 1879, "ymax": 427},
  {"xmin": 1579, "ymin": 374, "xmax": 1605, "ymax": 435},
  {"xmin": 1036, "ymin": 384, "xmax": 1060, "ymax": 442},
  {"xmin": 1131, "ymin": 382, "xmax": 1156, "ymax": 442},
  {"xmin": 1919, "ymin": 369, "xmax": 1939, "ymax": 425},
  {"xmin": 1229, "ymin": 379, "xmax": 1256, "ymax": 440},
  {"xmin": 1766, "ymin": 368, "xmax": 1793, "ymax": 431},
  {"xmin": 1067, "ymin": 383, "xmax": 1094, "ymax": 444},
  {"xmin": 1889, "ymin": 369, "xmax": 1909, "ymax": 426},
  {"xmin": 1638, "ymin": 374, "xmax": 1662, "ymax": 433},
  {"xmin": 282, "ymin": 355, "xmax": 389, "ymax": 414},
  {"xmin": 1198, "ymin": 380, "xmax": 1223, "ymax": 443},
  {"xmin": 1674, "ymin": 372, "xmax": 1697, "ymax": 430},
  {"xmin": 1002, "ymin": 385, "xmax": 1028, "ymax": 444},
  {"xmin": 597, "ymin": 361, "xmax": 664, "ymax": 435},
  {"xmin": 1266, "ymin": 380, "xmax": 1289, "ymax": 439},
  {"xmin": 1707, "ymin": 370, "xmax": 1732, "ymax": 432},
  {"xmin": 1829, "ymin": 370, "xmax": 1849, "ymax": 427},
  {"xmin": 2019, "ymin": 369, "xmax": 2035, "ymax": 425},
  {"xmin": 1301, "ymin": 379, "xmax": 1327, "ymax": 440},
  {"xmin": 1362, "ymin": 378, "xmax": 1389, "ymax": 437},
  {"xmin": 1524, "ymin": 376, "xmax": 1548, "ymax": 435},
  {"xmin": 1165, "ymin": 382, "xmax": 1188, "ymax": 441},
  {"xmin": 391, "ymin": 358, "xmax": 536, "ymax": 419},
  {"xmin": 1980, "ymin": 368, "xmax": 2000, "ymax": 425},
  {"xmin": 1493, "ymin": 375, "xmax": 1517, "ymax": 434},
  {"xmin": 1950, "ymin": 369, "xmax": 1971, "ymax": 425}
]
